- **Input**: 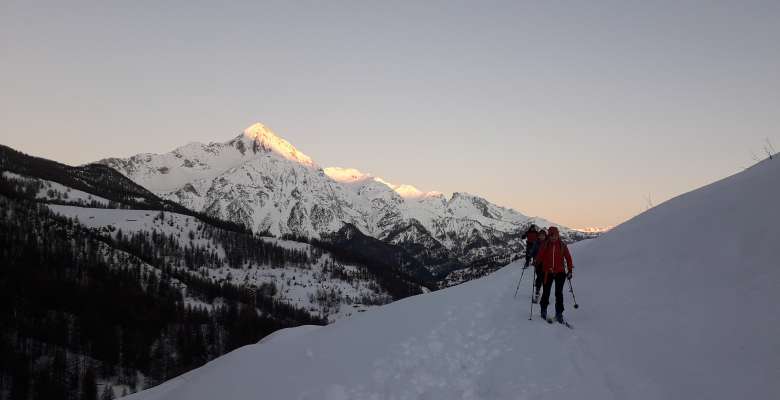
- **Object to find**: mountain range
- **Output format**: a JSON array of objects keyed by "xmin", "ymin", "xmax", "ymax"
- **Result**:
[{"xmin": 100, "ymin": 123, "xmax": 594, "ymax": 282}]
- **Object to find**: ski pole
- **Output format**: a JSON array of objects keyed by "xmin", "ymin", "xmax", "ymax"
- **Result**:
[
  {"xmin": 514, "ymin": 266, "xmax": 527, "ymax": 298},
  {"xmin": 528, "ymin": 269, "xmax": 535, "ymax": 320},
  {"xmin": 567, "ymin": 276, "xmax": 579, "ymax": 309}
]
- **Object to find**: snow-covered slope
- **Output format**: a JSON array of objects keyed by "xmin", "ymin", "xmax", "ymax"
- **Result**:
[
  {"xmin": 2, "ymin": 171, "xmax": 110, "ymax": 206},
  {"xmin": 47, "ymin": 204, "xmax": 394, "ymax": 322},
  {"xmin": 123, "ymin": 157, "xmax": 780, "ymax": 400},
  {"xmin": 100, "ymin": 123, "xmax": 591, "ymax": 278}
]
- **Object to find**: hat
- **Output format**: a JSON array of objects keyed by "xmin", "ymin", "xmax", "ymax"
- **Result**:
[{"xmin": 547, "ymin": 226, "xmax": 560, "ymax": 235}]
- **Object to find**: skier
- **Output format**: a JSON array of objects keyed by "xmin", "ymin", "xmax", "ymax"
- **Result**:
[
  {"xmin": 521, "ymin": 224, "xmax": 539, "ymax": 269},
  {"xmin": 531, "ymin": 229, "xmax": 548, "ymax": 304},
  {"xmin": 534, "ymin": 226, "xmax": 573, "ymax": 323}
]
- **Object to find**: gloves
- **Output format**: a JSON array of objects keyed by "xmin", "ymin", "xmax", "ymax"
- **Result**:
[{"xmin": 567, "ymin": 271, "xmax": 573, "ymax": 280}]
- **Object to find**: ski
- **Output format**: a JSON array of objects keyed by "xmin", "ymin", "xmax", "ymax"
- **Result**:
[
  {"xmin": 557, "ymin": 319, "xmax": 574, "ymax": 329},
  {"xmin": 541, "ymin": 315, "xmax": 573, "ymax": 329}
]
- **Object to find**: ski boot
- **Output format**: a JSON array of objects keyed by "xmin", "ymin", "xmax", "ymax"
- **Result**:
[{"xmin": 540, "ymin": 308, "xmax": 551, "ymax": 323}]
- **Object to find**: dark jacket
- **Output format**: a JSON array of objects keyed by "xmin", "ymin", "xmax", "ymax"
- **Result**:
[{"xmin": 529, "ymin": 239, "xmax": 546, "ymax": 258}]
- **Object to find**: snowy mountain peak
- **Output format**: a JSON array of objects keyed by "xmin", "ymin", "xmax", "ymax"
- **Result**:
[
  {"xmin": 241, "ymin": 122, "xmax": 314, "ymax": 167},
  {"xmin": 324, "ymin": 167, "xmax": 440, "ymax": 199},
  {"xmin": 393, "ymin": 184, "xmax": 426, "ymax": 199},
  {"xmin": 449, "ymin": 192, "xmax": 485, "ymax": 204},
  {"xmin": 323, "ymin": 167, "xmax": 373, "ymax": 183},
  {"xmin": 573, "ymin": 226, "xmax": 614, "ymax": 234}
]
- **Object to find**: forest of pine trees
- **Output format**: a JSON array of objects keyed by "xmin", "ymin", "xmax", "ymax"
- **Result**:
[{"xmin": 0, "ymin": 195, "xmax": 324, "ymax": 399}]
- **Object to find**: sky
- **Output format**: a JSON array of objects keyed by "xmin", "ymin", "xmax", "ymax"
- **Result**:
[{"xmin": 1, "ymin": 1, "xmax": 779, "ymax": 228}]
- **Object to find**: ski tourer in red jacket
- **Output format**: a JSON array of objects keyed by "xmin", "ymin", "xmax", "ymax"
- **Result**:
[
  {"xmin": 535, "ymin": 226, "xmax": 574, "ymax": 322},
  {"xmin": 521, "ymin": 226, "xmax": 539, "ymax": 268},
  {"xmin": 521, "ymin": 226, "xmax": 539, "ymax": 245},
  {"xmin": 534, "ymin": 227, "xmax": 573, "ymax": 275}
]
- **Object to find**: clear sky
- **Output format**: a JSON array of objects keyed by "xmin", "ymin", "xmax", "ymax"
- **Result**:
[{"xmin": 2, "ymin": 1, "xmax": 779, "ymax": 228}]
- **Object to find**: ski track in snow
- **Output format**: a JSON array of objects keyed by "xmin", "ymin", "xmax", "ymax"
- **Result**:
[
  {"xmin": 335, "ymin": 268, "xmax": 634, "ymax": 400},
  {"xmin": 129, "ymin": 263, "xmax": 654, "ymax": 400}
]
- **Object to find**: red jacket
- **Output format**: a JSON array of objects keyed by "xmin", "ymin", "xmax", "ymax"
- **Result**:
[
  {"xmin": 535, "ymin": 240, "xmax": 573, "ymax": 274},
  {"xmin": 523, "ymin": 230, "xmax": 538, "ymax": 244}
]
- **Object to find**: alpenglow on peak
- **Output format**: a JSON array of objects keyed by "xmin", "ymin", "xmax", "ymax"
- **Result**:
[
  {"xmin": 242, "ymin": 122, "xmax": 315, "ymax": 167},
  {"xmin": 324, "ymin": 166, "xmax": 442, "ymax": 199}
]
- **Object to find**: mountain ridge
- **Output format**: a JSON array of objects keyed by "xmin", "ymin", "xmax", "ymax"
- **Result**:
[{"xmin": 99, "ymin": 123, "xmax": 594, "ymax": 281}]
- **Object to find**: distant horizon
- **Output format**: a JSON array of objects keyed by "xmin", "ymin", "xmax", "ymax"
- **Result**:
[{"xmin": 2, "ymin": 1, "xmax": 779, "ymax": 228}]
